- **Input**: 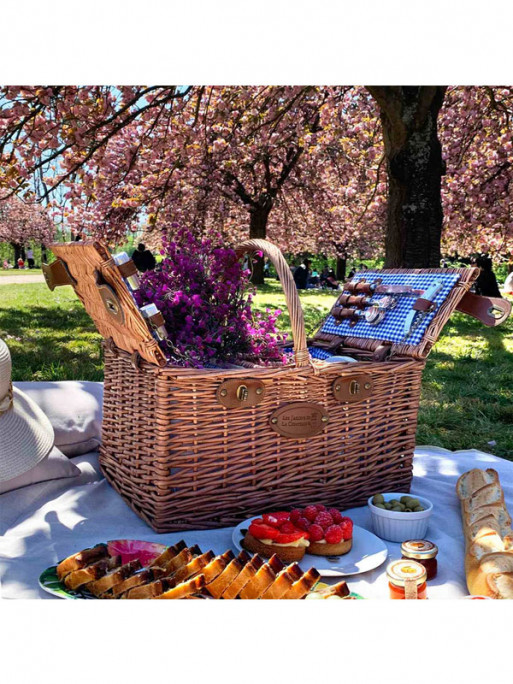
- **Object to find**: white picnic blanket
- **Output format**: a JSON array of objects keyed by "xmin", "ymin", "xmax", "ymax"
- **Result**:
[{"xmin": 1, "ymin": 446, "xmax": 511, "ymax": 599}]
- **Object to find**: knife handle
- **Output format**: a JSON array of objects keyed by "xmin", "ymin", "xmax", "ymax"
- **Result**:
[{"xmin": 344, "ymin": 281, "xmax": 373, "ymax": 295}]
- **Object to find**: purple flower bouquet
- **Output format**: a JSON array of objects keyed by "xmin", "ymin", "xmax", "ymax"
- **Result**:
[{"xmin": 134, "ymin": 228, "xmax": 288, "ymax": 368}]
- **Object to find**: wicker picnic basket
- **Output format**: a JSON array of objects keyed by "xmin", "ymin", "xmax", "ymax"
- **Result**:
[{"xmin": 47, "ymin": 239, "xmax": 511, "ymax": 532}]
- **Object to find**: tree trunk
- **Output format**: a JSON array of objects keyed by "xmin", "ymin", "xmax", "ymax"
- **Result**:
[
  {"xmin": 249, "ymin": 203, "xmax": 272, "ymax": 285},
  {"xmin": 336, "ymin": 255, "xmax": 347, "ymax": 281},
  {"xmin": 367, "ymin": 86, "xmax": 447, "ymax": 268},
  {"xmin": 11, "ymin": 242, "xmax": 22, "ymax": 268}
]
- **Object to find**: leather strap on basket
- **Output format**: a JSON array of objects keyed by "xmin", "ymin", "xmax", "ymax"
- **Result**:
[
  {"xmin": 455, "ymin": 292, "xmax": 511, "ymax": 327},
  {"xmin": 235, "ymin": 239, "xmax": 308, "ymax": 368}
]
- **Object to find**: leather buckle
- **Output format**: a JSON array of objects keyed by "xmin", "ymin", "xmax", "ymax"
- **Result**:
[
  {"xmin": 217, "ymin": 379, "xmax": 266, "ymax": 408},
  {"xmin": 332, "ymin": 374, "xmax": 373, "ymax": 403}
]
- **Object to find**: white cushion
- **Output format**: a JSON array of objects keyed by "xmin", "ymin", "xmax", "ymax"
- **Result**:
[
  {"xmin": 0, "ymin": 445, "xmax": 80, "ymax": 494},
  {"xmin": 13, "ymin": 381, "xmax": 103, "ymax": 456}
]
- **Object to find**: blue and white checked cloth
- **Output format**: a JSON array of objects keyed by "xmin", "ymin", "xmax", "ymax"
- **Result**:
[{"xmin": 320, "ymin": 271, "xmax": 461, "ymax": 346}]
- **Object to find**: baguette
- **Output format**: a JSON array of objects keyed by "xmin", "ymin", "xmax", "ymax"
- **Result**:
[{"xmin": 457, "ymin": 467, "xmax": 513, "ymax": 598}]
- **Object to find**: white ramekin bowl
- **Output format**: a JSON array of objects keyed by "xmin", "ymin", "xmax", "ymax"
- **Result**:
[{"xmin": 367, "ymin": 492, "xmax": 433, "ymax": 542}]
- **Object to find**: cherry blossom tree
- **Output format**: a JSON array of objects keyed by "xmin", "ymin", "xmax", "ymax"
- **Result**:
[
  {"xmin": 439, "ymin": 86, "xmax": 513, "ymax": 263},
  {"xmin": 0, "ymin": 196, "xmax": 54, "ymax": 266},
  {"xmin": 1, "ymin": 85, "xmax": 513, "ymax": 272}
]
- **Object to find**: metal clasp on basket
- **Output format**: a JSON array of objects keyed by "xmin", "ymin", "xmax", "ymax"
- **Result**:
[
  {"xmin": 217, "ymin": 379, "xmax": 266, "ymax": 408},
  {"xmin": 332, "ymin": 374, "xmax": 373, "ymax": 403}
]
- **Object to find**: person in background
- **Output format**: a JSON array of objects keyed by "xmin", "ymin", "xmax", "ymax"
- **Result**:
[
  {"xmin": 293, "ymin": 258, "xmax": 311, "ymax": 290},
  {"xmin": 2, "ymin": 259, "xmax": 12, "ymax": 269},
  {"xmin": 325, "ymin": 268, "xmax": 340, "ymax": 290},
  {"xmin": 26, "ymin": 248, "xmax": 35, "ymax": 269},
  {"xmin": 308, "ymin": 269, "xmax": 320, "ymax": 288},
  {"xmin": 17, "ymin": 257, "xmax": 25, "ymax": 269},
  {"xmin": 474, "ymin": 256, "xmax": 502, "ymax": 298},
  {"xmin": 132, "ymin": 243, "xmax": 156, "ymax": 273}
]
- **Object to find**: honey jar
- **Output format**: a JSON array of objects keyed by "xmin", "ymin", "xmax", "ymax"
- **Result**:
[
  {"xmin": 387, "ymin": 559, "xmax": 427, "ymax": 599},
  {"xmin": 401, "ymin": 540, "xmax": 438, "ymax": 580}
]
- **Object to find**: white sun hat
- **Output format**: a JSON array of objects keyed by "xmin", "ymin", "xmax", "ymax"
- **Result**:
[{"xmin": 0, "ymin": 338, "xmax": 54, "ymax": 482}]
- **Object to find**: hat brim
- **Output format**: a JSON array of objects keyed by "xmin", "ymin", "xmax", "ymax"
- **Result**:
[{"xmin": 0, "ymin": 387, "xmax": 54, "ymax": 482}]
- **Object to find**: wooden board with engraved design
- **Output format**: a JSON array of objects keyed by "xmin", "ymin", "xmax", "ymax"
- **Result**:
[{"xmin": 49, "ymin": 241, "xmax": 166, "ymax": 367}]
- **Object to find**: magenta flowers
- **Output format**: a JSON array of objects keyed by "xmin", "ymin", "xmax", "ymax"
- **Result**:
[{"xmin": 134, "ymin": 228, "xmax": 287, "ymax": 367}]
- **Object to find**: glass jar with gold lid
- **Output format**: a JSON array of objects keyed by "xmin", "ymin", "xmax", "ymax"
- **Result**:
[
  {"xmin": 386, "ymin": 559, "xmax": 427, "ymax": 599},
  {"xmin": 401, "ymin": 540, "xmax": 438, "ymax": 580}
]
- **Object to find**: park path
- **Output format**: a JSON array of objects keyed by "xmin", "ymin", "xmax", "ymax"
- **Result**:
[{"xmin": 0, "ymin": 274, "xmax": 45, "ymax": 285}]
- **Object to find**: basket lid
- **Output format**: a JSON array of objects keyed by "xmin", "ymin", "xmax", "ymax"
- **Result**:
[
  {"xmin": 49, "ymin": 241, "xmax": 167, "ymax": 367},
  {"xmin": 312, "ymin": 267, "xmax": 480, "ymax": 360}
]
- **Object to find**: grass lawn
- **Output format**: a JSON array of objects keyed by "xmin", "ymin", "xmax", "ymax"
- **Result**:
[
  {"xmin": 1, "ymin": 279, "xmax": 512, "ymax": 458},
  {"xmin": 0, "ymin": 268, "xmax": 43, "ymax": 276}
]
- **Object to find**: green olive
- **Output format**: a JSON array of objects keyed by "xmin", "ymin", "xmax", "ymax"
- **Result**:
[
  {"xmin": 400, "ymin": 496, "xmax": 411, "ymax": 504},
  {"xmin": 404, "ymin": 508, "xmax": 412, "ymax": 512},
  {"xmin": 384, "ymin": 502, "xmax": 393, "ymax": 510},
  {"xmin": 389, "ymin": 499, "xmax": 400, "ymax": 506},
  {"xmin": 374, "ymin": 503, "xmax": 386, "ymax": 509},
  {"xmin": 413, "ymin": 506, "xmax": 425, "ymax": 512},
  {"xmin": 372, "ymin": 494, "xmax": 385, "ymax": 505},
  {"xmin": 391, "ymin": 505, "xmax": 403, "ymax": 512},
  {"xmin": 408, "ymin": 498, "xmax": 420, "ymax": 508}
]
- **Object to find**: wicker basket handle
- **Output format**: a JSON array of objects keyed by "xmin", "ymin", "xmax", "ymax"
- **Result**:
[{"xmin": 236, "ymin": 239, "xmax": 309, "ymax": 368}]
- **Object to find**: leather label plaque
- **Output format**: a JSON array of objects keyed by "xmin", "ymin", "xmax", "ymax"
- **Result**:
[{"xmin": 269, "ymin": 402, "xmax": 329, "ymax": 439}]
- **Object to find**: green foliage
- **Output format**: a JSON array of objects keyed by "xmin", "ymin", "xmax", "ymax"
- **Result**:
[{"xmin": 0, "ymin": 281, "xmax": 511, "ymax": 458}]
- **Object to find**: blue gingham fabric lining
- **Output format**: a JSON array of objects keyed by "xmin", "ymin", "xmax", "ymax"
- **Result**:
[
  {"xmin": 320, "ymin": 271, "xmax": 461, "ymax": 346},
  {"xmin": 283, "ymin": 346, "xmax": 334, "ymax": 360}
]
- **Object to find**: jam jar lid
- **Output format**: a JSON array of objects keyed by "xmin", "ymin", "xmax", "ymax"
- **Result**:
[
  {"xmin": 386, "ymin": 559, "xmax": 427, "ymax": 587},
  {"xmin": 401, "ymin": 539, "xmax": 438, "ymax": 560}
]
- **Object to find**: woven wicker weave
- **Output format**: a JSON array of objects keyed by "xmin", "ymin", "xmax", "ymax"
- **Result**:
[{"xmin": 51, "ymin": 239, "xmax": 480, "ymax": 532}]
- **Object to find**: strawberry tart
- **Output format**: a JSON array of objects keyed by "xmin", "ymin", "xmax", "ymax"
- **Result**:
[
  {"xmin": 292, "ymin": 505, "xmax": 353, "ymax": 556},
  {"xmin": 242, "ymin": 505, "xmax": 353, "ymax": 562}
]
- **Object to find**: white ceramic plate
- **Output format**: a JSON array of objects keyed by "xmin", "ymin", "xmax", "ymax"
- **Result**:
[{"xmin": 232, "ymin": 518, "xmax": 388, "ymax": 577}]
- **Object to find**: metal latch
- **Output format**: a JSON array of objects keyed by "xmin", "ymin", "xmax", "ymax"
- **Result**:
[
  {"xmin": 332, "ymin": 374, "xmax": 373, "ymax": 403},
  {"xmin": 217, "ymin": 379, "xmax": 266, "ymax": 408}
]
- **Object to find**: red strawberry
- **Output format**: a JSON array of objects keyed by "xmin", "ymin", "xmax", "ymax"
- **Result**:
[
  {"xmin": 275, "ymin": 530, "xmax": 308, "ymax": 544},
  {"xmin": 303, "ymin": 505, "xmax": 319, "ymax": 522},
  {"xmin": 249, "ymin": 521, "xmax": 280, "ymax": 540},
  {"xmin": 279, "ymin": 521, "xmax": 297, "ymax": 534},
  {"xmin": 328, "ymin": 508, "xmax": 344, "ymax": 524},
  {"xmin": 289, "ymin": 508, "xmax": 302, "ymax": 524},
  {"xmin": 295, "ymin": 516, "xmax": 311, "ymax": 531},
  {"xmin": 339, "ymin": 518, "xmax": 353, "ymax": 540},
  {"xmin": 263, "ymin": 511, "xmax": 290, "ymax": 527},
  {"xmin": 308, "ymin": 523, "xmax": 324, "ymax": 542},
  {"xmin": 325, "ymin": 524, "xmax": 344, "ymax": 545},
  {"xmin": 314, "ymin": 511, "xmax": 334, "ymax": 529}
]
